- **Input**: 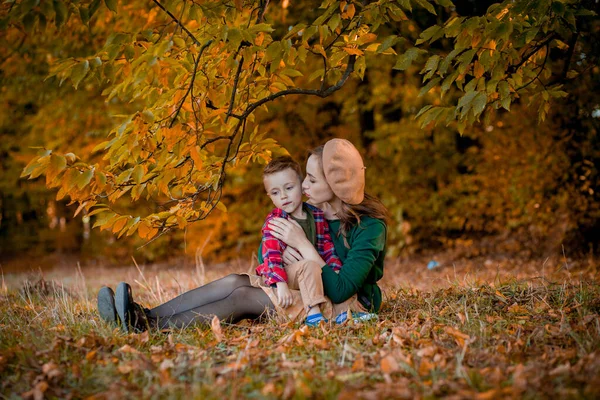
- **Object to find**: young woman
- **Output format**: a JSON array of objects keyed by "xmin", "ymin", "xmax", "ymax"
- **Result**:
[{"xmin": 97, "ymin": 138, "xmax": 388, "ymax": 332}]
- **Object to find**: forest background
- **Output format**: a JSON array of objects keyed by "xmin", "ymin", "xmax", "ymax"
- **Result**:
[{"xmin": 1, "ymin": 0, "xmax": 599, "ymax": 271}]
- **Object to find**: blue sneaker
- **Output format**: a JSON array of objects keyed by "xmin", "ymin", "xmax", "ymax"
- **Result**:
[
  {"xmin": 305, "ymin": 313, "xmax": 328, "ymax": 327},
  {"xmin": 335, "ymin": 311, "xmax": 378, "ymax": 324}
]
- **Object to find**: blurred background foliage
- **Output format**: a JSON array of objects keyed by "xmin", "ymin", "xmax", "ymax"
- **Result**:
[{"xmin": 1, "ymin": 0, "xmax": 598, "ymax": 268}]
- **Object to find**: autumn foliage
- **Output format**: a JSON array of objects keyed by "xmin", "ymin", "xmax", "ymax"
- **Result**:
[{"xmin": 1, "ymin": 0, "xmax": 598, "ymax": 262}]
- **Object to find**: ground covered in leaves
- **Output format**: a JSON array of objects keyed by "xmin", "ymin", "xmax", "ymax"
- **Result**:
[{"xmin": 1, "ymin": 255, "xmax": 599, "ymax": 399}]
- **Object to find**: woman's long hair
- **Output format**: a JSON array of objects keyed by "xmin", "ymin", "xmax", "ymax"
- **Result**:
[{"xmin": 309, "ymin": 145, "xmax": 389, "ymax": 241}]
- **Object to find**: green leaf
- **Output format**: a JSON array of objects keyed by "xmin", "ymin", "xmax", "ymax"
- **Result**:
[
  {"xmin": 250, "ymin": 23, "xmax": 274, "ymax": 33},
  {"xmin": 132, "ymin": 165, "xmax": 144, "ymax": 184},
  {"xmin": 393, "ymin": 48, "xmax": 421, "ymax": 71},
  {"xmin": 418, "ymin": 77, "xmax": 440, "ymax": 97},
  {"xmin": 377, "ymin": 35, "xmax": 397, "ymax": 54},
  {"xmin": 22, "ymin": 12, "xmax": 36, "ymax": 33},
  {"xmin": 413, "ymin": 0, "xmax": 437, "ymax": 15},
  {"xmin": 104, "ymin": 0, "xmax": 117, "ymax": 13},
  {"xmin": 416, "ymin": 26, "xmax": 442, "ymax": 45},
  {"xmin": 76, "ymin": 169, "xmax": 94, "ymax": 189},
  {"xmin": 498, "ymin": 80, "xmax": 510, "ymax": 99},
  {"xmin": 472, "ymin": 92, "xmax": 487, "ymax": 117},
  {"xmin": 422, "ymin": 55, "xmax": 440, "ymax": 81},
  {"xmin": 71, "ymin": 60, "xmax": 90, "ymax": 89},
  {"xmin": 53, "ymin": 0, "xmax": 68, "ymax": 28}
]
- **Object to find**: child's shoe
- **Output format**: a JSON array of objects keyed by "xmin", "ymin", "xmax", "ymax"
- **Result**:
[
  {"xmin": 305, "ymin": 313, "xmax": 328, "ymax": 327},
  {"xmin": 335, "ymin": 311, "xmax": 378, "ymax": 324}
]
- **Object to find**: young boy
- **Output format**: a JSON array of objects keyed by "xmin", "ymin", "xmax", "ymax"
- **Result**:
[{"xmin": 257, "ymin": 156, "xmax": 342, "ymax": 326}]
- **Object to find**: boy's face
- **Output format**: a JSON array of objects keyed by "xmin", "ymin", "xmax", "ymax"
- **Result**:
[{"xmin": 264, "ymin": 169, "xmax": 303, "ymax": 214}]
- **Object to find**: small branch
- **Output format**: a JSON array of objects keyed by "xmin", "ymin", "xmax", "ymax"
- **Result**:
[
  {"xmin": 517, "ymin": 44, "xmax": 549, "ymax": 91},
  {"xmin": 200, "ymin": 135, "xmax": 232, "ymax": 149},
  {"xmin": 560, "ymin": 32, "xmax": 579, "ymax": 81},
  {"xmin": 242, "ymin": 55, "xmax": 357, "ymax": 119},
  {"xmin": 225, "ymin": 56, "xmax": 244, "ymax": 122},
  {"xmin": 256, "ymin": 0, "xmax": 270, "ymax": 24},
  {"xmin": 152, "ymin": 0, "xmax": 201, "ymax": 46},
  {"xmin": 508, "ymin": 33, "xmax": 556, "ymax": 74},
  {"xmin": 170, "ymin": 39, "xmax": 213, "ymax": 128}
]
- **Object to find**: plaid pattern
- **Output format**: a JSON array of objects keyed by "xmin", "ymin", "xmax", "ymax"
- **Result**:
[{"xmin": 256, "ymin": 203, "xmax": 343, "ymax": 286}]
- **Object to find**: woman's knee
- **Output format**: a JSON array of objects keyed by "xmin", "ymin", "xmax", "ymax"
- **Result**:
[{"xmin": 220, "ymin": 274, "xmax": 250, "ymax": 291}]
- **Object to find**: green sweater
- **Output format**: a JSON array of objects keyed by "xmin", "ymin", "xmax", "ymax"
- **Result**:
[{"xmin": 322, "ymin": 217, "xmax": 386, "ymax": 312}]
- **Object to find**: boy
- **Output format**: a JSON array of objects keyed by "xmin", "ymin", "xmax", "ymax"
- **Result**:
[{"xmin": 257, "ymin": 156, "xmax": 342, "ymax": 326}]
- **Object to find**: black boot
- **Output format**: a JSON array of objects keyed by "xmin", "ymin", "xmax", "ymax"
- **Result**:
[
  {"xmin": 115, "ymin": 282, "xmax": 152, "ymax": 333},
  {"xmin": 97, "ymin": 286, "xmax": 119, "ymax": 326}
]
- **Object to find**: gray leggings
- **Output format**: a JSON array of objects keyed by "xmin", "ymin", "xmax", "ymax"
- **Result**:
[{"xmin": 147, "ymin": 274, "xmax": 275, "ymax": 329}]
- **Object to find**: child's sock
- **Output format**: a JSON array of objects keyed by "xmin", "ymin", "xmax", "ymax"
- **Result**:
[{"xmin": 305, "ymin": 313, "xmax": 327, "ymax": 327}]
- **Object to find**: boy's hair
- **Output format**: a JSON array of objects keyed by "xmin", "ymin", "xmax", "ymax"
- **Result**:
[{"xmin": 263, "ymin": 156, "xmax": 303, "ymax": 181}]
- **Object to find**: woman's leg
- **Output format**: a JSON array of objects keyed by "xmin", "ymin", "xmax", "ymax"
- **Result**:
[
  {"xmin": 153, "ymin": 285, "xmax": 274, "ymax": 329},
  {"xmin": 148, "ymin": 274, "xmax": 253, "ymax": 318}
]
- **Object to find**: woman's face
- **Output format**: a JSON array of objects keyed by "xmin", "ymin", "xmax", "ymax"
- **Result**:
[{"xmin": 302, "ymin": 155, "xmax": 335, "ymax": 206}]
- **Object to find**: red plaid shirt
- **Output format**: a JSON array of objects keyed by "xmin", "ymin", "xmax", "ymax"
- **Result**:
[{"xmin": 256, "ymin": 203, "xmax": 343, "ymax": 286}]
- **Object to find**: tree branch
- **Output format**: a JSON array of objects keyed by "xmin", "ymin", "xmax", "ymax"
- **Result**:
[
  {"xmin": 256, "ymin": 0, "xmax": 270, "ymax": 24},
  {"xmin": 242, "ymin": 55, "xmax": 357, "ymax": 119},
  {"xmin": 170, "ymin": 39, "xmax": 213, "ymax": 128},
  {"xmin": 152, "ymin": 0, "xmax": 201, "ymax": 46},
  {"xmin": 225, "ymin": 56, "xmax": 244, "ymax": 122}
]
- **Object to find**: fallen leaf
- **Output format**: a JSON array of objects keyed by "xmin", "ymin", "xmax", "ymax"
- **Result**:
[
  {"xmin": 211, "ymin": 315, "xmax": 224, "ymax": 342},
  {"xmin": 445, "ymin": 326, "xmax": 471, "ymax": 347},
  {"xmin": 118, "ymin": 344, "xmax": 140, "ymax": 354},
  {"xmin": 42, "ymin": 361, "xmax": 63, "ymax": 381},
  {"xmin": 380, "ymin": 354, "xmax": 399, "ymax": 374},
  {"xmin": 549, "ymin": 363, "xmax": 571, "ymax": 376},
  {"xmin": 352, "ymin": 354, "xmax": 365, "ymax": 371},
  {"xmin": 262, "ymin": 382, "xmax": 278, "ymax": 396},
  {"xmin": 159, "ymin": 359, "xmax": 174, "ymax": 371},
  {"xmin": 418, "ymin": 358, "xmax": 434, "ymax": 376},
  {"xmin": 508, "ymin": 303, "xmax": 528, "ymax": 314},
  {"xmin": 22, "ymin": 381, "xmax": 48, "ymax": 400}
]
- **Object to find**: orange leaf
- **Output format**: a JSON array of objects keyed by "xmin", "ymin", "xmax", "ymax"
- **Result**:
[
  {"xmin": 343, "ymin": 47, "xmax": 364, "ymax": 56},
  {"xmin": 380, "ymin": 354, "xmax": 399, "ymax": 374},
  {"xmin": 341, "ymin": 3, "xmax": 355, "ymax": 19},
  {"xmin": 352, "ymin": 354, "xmax": 365, "ymax": 371}
]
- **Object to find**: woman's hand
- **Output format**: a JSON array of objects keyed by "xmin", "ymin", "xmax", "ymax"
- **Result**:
[
  {"xmin": 276, "ymin": 282, "xmax": 293, "ymax": 308},
  {"xmin": 268, "ymin": 218, "xmax": 309, "ymax": 249},
  {"xmin": 282, "ymin": 246, "xmax": 304, "ymax": 266}
]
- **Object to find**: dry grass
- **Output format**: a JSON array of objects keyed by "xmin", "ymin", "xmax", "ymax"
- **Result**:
[{"xmin": 0, "ymin": 254, "xmax": 599, "ymax": 399}]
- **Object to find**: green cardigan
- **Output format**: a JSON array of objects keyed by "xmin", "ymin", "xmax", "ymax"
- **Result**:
[
  {"xmin": 257, "ymin": 216, "xmax": 387, "ymax": 313},
  {"xmin": 322, "ymin": 218, "xmax": 386, "ymax": 312}
]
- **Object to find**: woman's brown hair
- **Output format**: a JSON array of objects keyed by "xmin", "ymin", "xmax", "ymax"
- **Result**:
[{"xmin": 309, "ymin": 145, "xmax": 389, "ymax": 240}]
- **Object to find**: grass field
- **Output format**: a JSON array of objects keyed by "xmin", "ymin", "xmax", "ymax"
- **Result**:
[{"xmin": 1, "ymin": 254, "xmax": 599, "ymax": 399}]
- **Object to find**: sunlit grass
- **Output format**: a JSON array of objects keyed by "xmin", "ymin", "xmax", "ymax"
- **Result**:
[{"xmin": 1, "ymin": 261, "xmax": 599, "ymax": 398}]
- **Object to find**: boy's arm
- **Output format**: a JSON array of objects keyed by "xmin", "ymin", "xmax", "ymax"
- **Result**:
[
  {"xmin": 312, "ymin": 207, "xmax": 343, "ymax": 271},
  {"xmin": 256, "ymin": 212, "xmax": 288, "ymax": 286},
  {"xmin": 319, "ymin": 223, "xmax": 343, "ymax": 272}
]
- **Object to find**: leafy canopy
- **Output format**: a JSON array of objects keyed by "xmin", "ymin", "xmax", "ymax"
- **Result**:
[{"xmin": 5, "ymin": 0, "xmax": 595, "ymax": 241}]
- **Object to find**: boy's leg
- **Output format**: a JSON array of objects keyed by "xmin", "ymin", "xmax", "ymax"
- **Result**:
[{"xmin": 285, "ymin": 260, "xmax": 327, "ymax": 311}]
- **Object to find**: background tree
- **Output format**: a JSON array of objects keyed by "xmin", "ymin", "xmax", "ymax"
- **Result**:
[{"xmin": 1, "ymin": 0, "xmax": 598, "ymax": 262}]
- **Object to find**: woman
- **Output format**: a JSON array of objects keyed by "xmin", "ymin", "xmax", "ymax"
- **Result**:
[{"xmin": 97, "ymin": 138, "xmax": 388, "ymax": 332}]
